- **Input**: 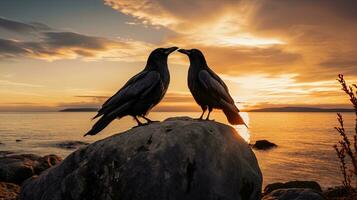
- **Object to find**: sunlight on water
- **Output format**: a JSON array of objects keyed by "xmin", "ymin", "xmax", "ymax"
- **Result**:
[{"xmin": 235, "ymin": 112, "xmax": 250, "ymax": 142}]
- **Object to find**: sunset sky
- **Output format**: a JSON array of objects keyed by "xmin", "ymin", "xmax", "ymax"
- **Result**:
[{"xmin": 1, "ymin": 0, "xmax": 356, "ymax": 111}]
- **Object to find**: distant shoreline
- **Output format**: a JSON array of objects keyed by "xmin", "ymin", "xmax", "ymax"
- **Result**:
[
  {"xmin": 249, "ymin": 106, "xmax": 354, "ymax": 112},
  {"xmin": 59, "ymin": 108, "xmax": 98, "ymax": 112}
]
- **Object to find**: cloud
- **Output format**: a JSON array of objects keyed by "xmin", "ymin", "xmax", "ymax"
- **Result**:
[
  {"xmin": 250, "ymin": 0, "xmax": 357, "ymax": 32},
  {"xmin": 0, "ymin": 38, "xmax": 30, "ymax": 57},
  {"xmin": 218, "ymin": 73, "xmax": 346, "ymax": 109},
  {"xmin": 179, "ymin": 45, "xmax": 302, "ymax": 75},
  {"xmin": 2, "ymin": 1, "xmax": 357, "ymax": 110},
  {"xmin": 105, "ymin": 0, "xmax": 357, "ymax": 83},
  {"xmin": 0, "ymin": 17, "xmax": 51, "ymax": 33},
  {"xmin": 104, "ymin": 0, "xmax": 283, "ymax": 48},
  {"xmin": 247, "ymin": 0, "xmax": 357, "ymax": 80},
  {"xmin": 104, "ymin": 0, "xmax": 242, "ymax": 30},
  {"xmin": 0, "ymin": 79, "xmax": 43, "ymax": 88},
  {"xmin": 0, "ymin": 17, "xmax": 154, "ymax": 61},
  {"xmin": 0, "ymin": 31, "xmax": 153, "ymax": 61}
]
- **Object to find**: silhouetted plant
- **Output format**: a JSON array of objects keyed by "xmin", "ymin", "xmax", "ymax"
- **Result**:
[{"xmin": 334, "ymin": 74, "xmax": 357, "ymax": 198}]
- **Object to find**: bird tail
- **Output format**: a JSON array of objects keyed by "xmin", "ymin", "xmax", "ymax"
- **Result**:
[
  {"xmin": 222, "ymin": 102, "xmax": 248, "ymax": 127},
  {"xmin": 92, "ymin": 113, "xmax": 101, "ymax": 120},
  {"xmin": 84, "ymin": 115, "xmax": 115, "ymax": 136}
]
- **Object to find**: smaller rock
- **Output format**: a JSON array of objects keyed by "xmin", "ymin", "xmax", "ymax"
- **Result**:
[
  {"xmin": 0, "ymin": 154, "xmax": 62, "ymax": 184},
  {"xmin": 54, "ymin": 141, "xmax": 89, "ymax": 149},
  {"xmin": 264, "ymin": 180, "xmax": 322, "ymax": 194},
  {"xmin": 15, "ymin": 140, "xmax": 22, "ymax": 143},
  {"xmin": 323, "ymin": 186, "xmax": 356, "ymax": 199},
  {"xmin": 252, "ymin": 140, "xmax": 277, "ymax": 150},
  {"xmin": 0, "ymin": 182, "xmax": 20, "ymax": 200},
  {"xmin": 33, "ymin": 154, "xmax": 62, "ymax": 175},
  {"xmin": 262, "ymin": 188, "xmax": 324, "ymax": 200},
  {"xmin": 0, "ymin": 142, "xmax": 4, "ymax": 145}
]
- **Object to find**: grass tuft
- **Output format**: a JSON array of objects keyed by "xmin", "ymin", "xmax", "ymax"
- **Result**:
[{"xmin": 334, "ymin": 74, "xmax": 357, "ymax": 199}]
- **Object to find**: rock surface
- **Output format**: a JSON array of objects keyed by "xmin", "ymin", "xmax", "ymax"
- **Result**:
[
  {"xmin": 252, "ymin": 140, "xmax": 277, "ymax": 150},
  {"xmin": 0, "ymin": 154, "xmax": 62, "ymax": 184},
  {"xmin": 262, "ymin": 188, "xmax": 325, "ymax": 200},
  {"xmin": 20, "ymin": 117, "xmax": 262, "ymax": 200},
  {"xmin": 0, "ymin": 182, "xmax": 20, "ymax": 200},
  {"xmin": 264, "ymin": 180, "xmax": 322, "ymax": 194}
]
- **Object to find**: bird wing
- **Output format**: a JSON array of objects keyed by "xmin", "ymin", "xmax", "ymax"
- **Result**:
[
  {"xmin": 102, "ymin": 71, "xmax": 148, "ymax": 108},
  {"xmin": 93, "ymin": 71, "xmax": 160, "ymax": 119},
  {"xmin": 198, "ymin": 70, "xmax": 236, "ymax": 105},
  {"xmin": 207, "ymin": 67, "xmax": 230, "ymax": 93}
]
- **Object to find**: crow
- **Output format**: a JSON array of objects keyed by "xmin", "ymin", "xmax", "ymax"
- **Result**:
[
  {"xmin": 178, "ymin": 48, "xmax": 247, "ymax": 126},
  {"xmin": 84, "ymin": 47, "xmax": 178, "ymax": 136}
]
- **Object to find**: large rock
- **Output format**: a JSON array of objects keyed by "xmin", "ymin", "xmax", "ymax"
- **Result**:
[
  {"xmin": 0, "ymin": 154, "xmax": 62, "ymax": 184},
  {"xmin": 20, "ymin": 117, "xmax": 262, "ymax": 200},
  {"xmin": 262, "ymin": 188, "xmax": 325, "ymax": 200}
]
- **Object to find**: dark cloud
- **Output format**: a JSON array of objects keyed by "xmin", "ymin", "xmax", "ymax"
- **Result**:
[
  {"xmin": 252, "ymin": 0, "xmax": 357, "ymax": 32},
  {"xmin": 0, "ymin": 17, "xmax": 118, "ymax": 60},
  {"xmin": 0, "ymin": 17, "xmax": 152, "ymax": 61},
  {"xmin": 42, "ymin": 32, "xmax": 112, "ymax": 49},
  {"xmin": 319, "ymin": 53, "xmax": 357, "ymax": 69},
  {"xmin": 243, "ymin": 0, "xmax": 357, "ymax": 81},
  {"xmin": 0, "ymin": 31, "xmax": 124, "ymax": 60},
  {"xmin": 0, "ymin": 17, "xmax": 51, "ymax": 33},
  {"xmin": 0, "ymin": 39, "xmax": 29, "ymax": 57}
]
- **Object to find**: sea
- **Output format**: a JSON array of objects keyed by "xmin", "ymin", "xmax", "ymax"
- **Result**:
[{"xmin": 0, "ymin": 111, "xmax": 355, "ymax": 188}]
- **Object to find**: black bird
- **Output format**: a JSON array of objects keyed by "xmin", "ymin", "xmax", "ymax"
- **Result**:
[
  {"xmin": 178, "ymin": 48, "xmax": 247, "ymax": 126},
  {"xmin": 85, "ymin": 47, "xmax": 178, "ymax": 136}
]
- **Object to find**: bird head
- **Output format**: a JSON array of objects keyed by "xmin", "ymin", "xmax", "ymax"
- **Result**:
[
  {"xmin": 146, "ymin": 47, "xmax": 178, "ymax": 69},
  {"xmin": 178, "ymin": 48, "xmax": 207, "ymax": 67}
]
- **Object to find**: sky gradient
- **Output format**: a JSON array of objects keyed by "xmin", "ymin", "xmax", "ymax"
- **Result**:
[{"xmin": 1, "ymin": 0, "xmax": 356, "ymax": 111}]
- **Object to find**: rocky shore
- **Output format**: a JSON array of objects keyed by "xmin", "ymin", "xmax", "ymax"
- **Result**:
[
  {"xmin": 0, "ymin": 117, "xmax": 354, "ymax": 200},
  {"xmin": 0, "ymin": 152, "xmax": 62, "ymax": 200}
]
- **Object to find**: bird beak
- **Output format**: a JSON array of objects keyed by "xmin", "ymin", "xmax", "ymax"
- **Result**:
[
  {"xmin": 165, "ymin": 46, "xmax": 178, "ymax": 55},
  {"xmin": 178, "ymin": 49, "xmax": 190, "ymax": 55}
]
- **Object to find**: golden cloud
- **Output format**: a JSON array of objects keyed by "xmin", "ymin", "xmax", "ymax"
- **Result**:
[{"xmin": 105, "ymin": 0, "xmax": 357, "ymax": 83}]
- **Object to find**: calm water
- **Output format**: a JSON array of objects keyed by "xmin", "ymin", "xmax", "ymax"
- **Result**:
[{"xmin": 0, "ymin": 111, "xmax": 354, "ymax": 188}]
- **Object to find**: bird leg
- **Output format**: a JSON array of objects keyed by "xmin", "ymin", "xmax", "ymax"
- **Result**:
[
  {"xmin": 197, "ymin": 106, "xmax": 207, "ymax": 120},
  {"xmin": 141, "ymin": 115, "xmax": 159, "ymax": 124},
  {"xmin": 206, "ymin": 107, "xmax": 213, "ymax": 120},
  {"xmin": 133, "ymin": 116, "xmax": 145, "ymax": 127},
  {"xmin": 198, "ymin": 111, "xmax": 205, "ymax": 120}
]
